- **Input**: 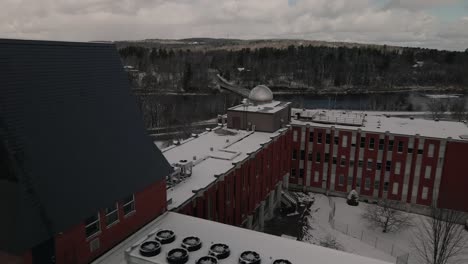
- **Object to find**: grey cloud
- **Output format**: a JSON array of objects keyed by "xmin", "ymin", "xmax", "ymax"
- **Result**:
[{"xmin": 0, "ymin": 0, "xmax": 466, "ymax": 51}]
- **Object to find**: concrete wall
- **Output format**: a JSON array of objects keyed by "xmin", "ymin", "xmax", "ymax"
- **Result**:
[{"xmin": 227, "ymin": 105, "xmax": 291, "ymax": 133}]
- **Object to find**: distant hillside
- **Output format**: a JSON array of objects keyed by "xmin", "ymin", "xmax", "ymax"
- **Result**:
[
  {"xmin": 118, "ymin": 38, "xmax": 468, "ymax": 94},
  {"xmin": 115, "ymin": 38, "xmax": 402, "ymax": 52}
]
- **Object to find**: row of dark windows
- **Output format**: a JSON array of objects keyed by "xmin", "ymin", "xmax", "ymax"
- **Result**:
[
  {"xmin": 84, "ymin": 195, "xmax": 135, "ymax": 238},
  {"xmin": 306, "ymin": 132, "xmax": 428, "ymax": 155}
]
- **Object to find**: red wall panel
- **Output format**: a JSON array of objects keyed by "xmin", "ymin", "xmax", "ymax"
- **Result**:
[{"xmin": 55, "ymin": 180, "xmax": 166, "ymax": 264}]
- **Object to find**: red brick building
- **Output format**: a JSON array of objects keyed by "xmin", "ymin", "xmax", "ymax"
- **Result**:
[{"xmin": 289, "ymin": 109, "xmax": 468, "ymax": 213}]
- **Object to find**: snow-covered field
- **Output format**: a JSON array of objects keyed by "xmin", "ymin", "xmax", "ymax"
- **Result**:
[
  {"xmin": 303, "ymin": 194, "xmax": 396, "ymax": 263},
  {"xmin": 304, "ymin": 192, "xmax": 468, "ymax": 264}
]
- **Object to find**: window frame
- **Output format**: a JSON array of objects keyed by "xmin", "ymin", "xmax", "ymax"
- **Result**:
[
  {"xmin": 397, "ymin": 141, "xmax": 404, "ymax": 153},
  {"xmin": 105, "ymin": 203, "xmax": 119, "ymax": 228},
  {"xmin": 369, "ymin": 138, "xmax": 375, "ymax": 150},
  {"xmin": 85, "ymin": 213, "xmax": 101, "ymax": 239},
  {"xmin": 122, "ymin": 194, "xmax": 136, "ymax": 217}
]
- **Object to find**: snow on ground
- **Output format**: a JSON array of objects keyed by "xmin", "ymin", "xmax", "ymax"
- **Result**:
[
  {"xmin": 307, "ymin": 193, "xmax": 468, "ymax": 264},
  {"xmin": 303, "ymin": 194, "xmax": 396, "ymax": 263}
]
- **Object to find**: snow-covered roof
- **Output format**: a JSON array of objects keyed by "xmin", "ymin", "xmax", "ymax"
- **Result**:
[
  {"xmin": 162, "ymin": 126, "xmax": 287, "ymax": 210},
  {"xmin": 114, "ymin": 212, "xmax": 391, "ymax": 264},
  {"xmin": 228, "ymin": 100, "xmax": 290, "ymax": 114},
  {"xmin": 291, "ymin": 109, "xmax": 468, "ymax": 141}
]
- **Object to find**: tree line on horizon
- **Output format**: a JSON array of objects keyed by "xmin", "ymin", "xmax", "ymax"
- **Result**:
[{"xmin": 119, "ymin": 44, "xmax": 468, "ymax": 93}]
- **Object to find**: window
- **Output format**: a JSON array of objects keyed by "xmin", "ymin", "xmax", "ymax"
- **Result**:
[
  {"xmin": 408, "ymin": 148, "xmax": 413, "ymax": 154},
  {"xmin": 291, "ymin": 168, "xmax": 296, "ymax": 177},
  {"xmin": 308, "ymin": 152, "xmax": 313, "ymax": 161},
  {"xmin": 326, "ymin": 134, "xmax": 331, "ymax": 144},
  {"xmin": 425, "ymin": 166, "xmax": 432, "ymax": 179},
  {"xmin": 299, "ymin": 169, "xmax": 304, "ymax": 178},
  {"xmin": 340, "ymin": 156, "xmax": 346, "ymax": 167},
  {"xmin": 374, "ymin": 180, "xmax": 380, "ymax": 190},
  {"xmin": 332, "ymin": 157, "xmax": 337, "ymax": 165},
  {"xmin": 398, "ymin": 141, "xmax": 404, "ymax": 153},
  {"xmin": 339, "ymin": 175, "xmax": 345, "ymax": 186},
  {"xmin": 309, "ymin": 132, "xmax": 314, "ymax": 142},
  {"xmin": 384, "ymin": 182, "xmax": 389, "ymax": 191},
  {"xmin": 369, "ymin": 138, "xmax": 375, "ymax": 150},
  {"xmin": 350, "ymin": 160, "xmax": 355, "ymax": 167},
  {"xmin": 324, "ymin": 153, "xmax": 330, "ymax": 163},
  {"xmin": 317, "ymin": 133, "xmax": 323, "ymax": 144},
  {"xmin": 105, "ymin": 204, "xmax": 119, "ymax": 227},
  {"xmin": 428, "ymin": 144, "xmax": 435, "ymax": 158},
  {"xmin": 379, "ymin": 139, "xmax": 385, "ymax": 150},
  {"xmin": 367, "ymin": 159, "xmax": 373, "ymax": 170},
  {"xmin": 292, "ymin": 149, "xmax": 297, "ymax": 160},
  {"xmin": 365, "ymin": 178, "xmax": 371, "ymax": 190},
  {"xmin": 300, "ymin": 150, "xmax": 305, "ymax": 160},
  {"xmin": 358, "ymin": 160, "xmax": 363, "ymax": 168},
  {"xmin": 314, "ymin": 171, "xmax": 319, "ymax": 182},
  {"xmin": 316, "ymin": 153, "xmax": 321, "ymax": 163},
  {"xmin": 348, "ymin": 176, "xmax": 353, "ymax": 186},
  {"xmin": 388, "ymin": 140, "xmax": 394, "ymax": 151},
  {"xmin": 85, "ymin": 214, "xmax": 101, "ymax": 238},
  {"xmin": 386, "ymin": 161, "xmax": 392, "ymax": 172},
  {"xmin": 395, "ymin": 162, "xmax": 401, "ymax": 175},
  {"xmin": 392, "ymin": 183, "xmax": 399, "ymax": 195},
  {"xmin": 417, "ymin": 148, "xmax": 423, "ymax": 155},
  {"xmin": 360, "ymin": 137, "xmax": 366, "ymax": 148},
  {"xmin": 334, "ymin": 136, "xmax": 339, "ymax": 145},
  {"xmin": 376, "ymin": 162, "xmax": 382, "ymax": 170},
  {"xmin": 122, "ymin": 195, "xmax": 135, "ymax": 216},
  {"xmin": 422, "ymin": 187, "xmax": 429, "ymax": 200},
  {"xmin": 342, "ymin": 135, "xmax": 348, "ymax": 148},
  {"xmin": 293, "ymin": 131, "xmax": 298, "ymax": 142}
]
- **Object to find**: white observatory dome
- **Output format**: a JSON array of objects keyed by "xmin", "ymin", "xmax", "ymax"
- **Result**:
[{"xmin": 248, "ymin": 85, "xmax": 273, "ymax": 103}]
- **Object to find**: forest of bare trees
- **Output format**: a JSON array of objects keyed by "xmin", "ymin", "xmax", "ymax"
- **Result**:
[{"xmin": 119, "ymin": 44, "xmax": 468, "ymax": 93}]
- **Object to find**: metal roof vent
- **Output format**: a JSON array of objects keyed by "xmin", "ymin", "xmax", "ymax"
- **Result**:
[
  {"xmin": 273, "ymin": 260, "xmax": 292, "ymax": 264},
  {"xmin": 155, "ymin": 229, "xmax": 176, "ymax": 244},
  {"xmin": 181, "ymin": 236, "xmax": 202, "ymax": 252},
  {"xmin": 196, "ymin": 256, "xmax": 218, "ymax": 264},
  {"xmin": 209, "ymin": 243, "xmax": 230, "ymax": 259},
  {"xmin": 139, "ymin": 241, "xmax": 161, "ymax": 257},
  {"xmin": 167, "ymin": 248, "xmax": 189, "ymax": 264},
  {"xmin": 239, "ymin": 251, "xmax": 261, "ymax": 264}
]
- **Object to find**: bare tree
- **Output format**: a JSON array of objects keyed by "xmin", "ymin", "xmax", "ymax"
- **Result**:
[
  {"xmin": 426, "ymin": 99, "xmax": 448, "ymax": 120},
  {"xmin": 413, "ymin": 207, "xmax": 468, "ymax": 264},
  {"xmin": 449, "ymin": 98, "xmax": 467, "ymax": 122},
  {"xmin": 362, "ymin": 199, "xmax": 413, "ymax": 233}
]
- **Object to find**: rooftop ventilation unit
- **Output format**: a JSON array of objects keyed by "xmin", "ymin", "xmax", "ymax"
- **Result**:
[
  {"xmin": 239, "ymin": 251, "xmax": 261, "ymax": 264},
  {"xmin": 273, "ymin": 260, "xmax": 292, "ymax": 264},
  {"xmin": 177, "ymin": 160, "xmax": 193, "ymax": 177},
  {"xmin": 181, "ymin": 236, "xmax": 202, "ymax": 252},
  {"xmin": 139, "ymin": 241, "xmax": 161, "ymax": 257},
  {"xmin": 167, "ymin": 248, "xmax": 189, "ymax": 264},
  {"xmin": 209, "ymin": 243, "xmax": 230, "ymax": 259},
  {"xmin": 196, "ymin": 256, "xmax": 218, "ymax": 264},
  {"xmin": 155, "ymin": 229, "xmax": 176, "ymax": 244}
]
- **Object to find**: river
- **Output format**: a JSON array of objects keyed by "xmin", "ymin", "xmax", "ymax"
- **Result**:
[{"xmin": 137, "ymin": 92, "xmax": 467, "ymax": 129}]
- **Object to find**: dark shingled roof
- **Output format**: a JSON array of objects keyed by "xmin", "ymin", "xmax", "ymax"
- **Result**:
[{"xmin": 0, "ymin": 39, "xmax": 172, "ymax": 253}]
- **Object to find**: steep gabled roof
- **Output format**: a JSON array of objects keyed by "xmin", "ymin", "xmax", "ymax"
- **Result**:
[{"xmin": 0, "ymin": 39, "xmax": 172, "ymax": 253}]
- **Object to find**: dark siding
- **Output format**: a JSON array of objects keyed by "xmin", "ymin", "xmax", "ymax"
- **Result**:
[{"xmin": 0, "ymin": 39, "xmax": 172, "ymax": 253}]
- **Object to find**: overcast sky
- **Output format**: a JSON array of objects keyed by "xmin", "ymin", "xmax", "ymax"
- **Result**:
[{"xmin": 1, "ymin": 0, "xmax": 467, "ymax": 51}]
